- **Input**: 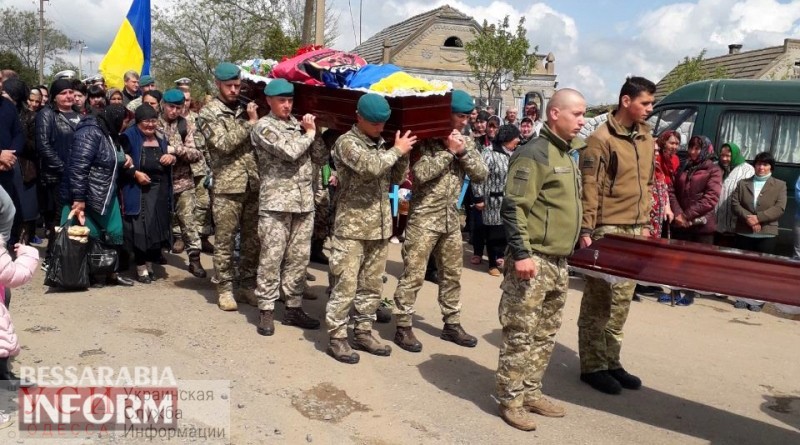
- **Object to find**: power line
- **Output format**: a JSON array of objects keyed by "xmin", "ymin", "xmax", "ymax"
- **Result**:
[{"xmin": 347, "ymin": 0, "xmax": 357, "ymax": 46}]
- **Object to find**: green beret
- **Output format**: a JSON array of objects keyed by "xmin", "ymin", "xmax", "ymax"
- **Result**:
[
  {"xmin": 357, "ymin": 93, "xmax": 391, "ymax": 123},
  {"xmin": 214, "ymin": 62, "xmax": 241, "ymax": 81},
  {"xmin": 264, "ymin": 79, "xmax": 294, "ymax": 97},
  {"xmin": 451, "ymin": 89, "xmax": 475, "ymax": 114},
  {"xmin": 139, "ymin": 75, "xmax": 154, "ymax": 86},
  {"xmin": 163, "ymin": 88, "xmax": 185, "ymax": 105}
]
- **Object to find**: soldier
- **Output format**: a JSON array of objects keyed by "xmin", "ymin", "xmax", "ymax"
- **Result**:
[
  {"xmin": 250, "ymin": 79, "xmax": 325, "ymax": 335},
  {"xmin": 175, "ymin": 77, "xmax": 192, "ymax": 93},
  {"xmin": 392, "ymin": 90, "xmax": 488, "ymax": 352},
  {"xmin": 125, "ymin": 75, "xmax": 155, "ymax": 111},
  {"xmin": 310, "ymin": 158, "xmax": 334, "ymax": 265},
  {"xmin": 577, "ymin": 76, "xmax": 656, "ymax": 394},
  {"xmin": 325, "ymin": 93, "xmax": 416, "ymax": 364},
  {"xmin": 158, "ymin": 88, "xmax": 207, "ymax": 278},
  {"xmin": 197, "ymin": 62, "xmax": 260, "ymax": 311},
  {"xmin": 496, "ymin": 89, "xmax": 587, "ymax": 431}
]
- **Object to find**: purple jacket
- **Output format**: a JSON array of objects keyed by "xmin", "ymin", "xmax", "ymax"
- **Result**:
[{"xmin": 669, "ymin": 159, "xmax": 722, "ymax": 234}]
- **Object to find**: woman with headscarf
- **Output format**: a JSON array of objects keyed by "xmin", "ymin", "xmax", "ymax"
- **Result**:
[
  {"xmin": 714, "ymin": 142, "xmax": 754, "ymax": 247},
  {"xmin": 60, "ymin": 104, "xmax": 135, "ymax": 287},
  {"xmin": 474, "ymin": 124, "xmax": 520, "ymax": 276},
  {"xmin": 107, "ymin": 88, "xmax": 124, "ymax": 106},
  {"xmin": 35, "ymin": 78, "xmax": 78, "ymax": 270},
  {"xmin": 119, "ymin": 105, "xmax": 176, "ymax": 283},
  {"xmin": 1, "ymin": 78, "xmax": 39, "ymax": 244},
  {"xmin": 669, "ymin": 135, "xmax": 722, "ymax": 243}
]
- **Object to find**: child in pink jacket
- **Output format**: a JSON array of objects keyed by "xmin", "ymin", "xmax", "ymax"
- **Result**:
[{"xmin": 0, "ymin": 237, "xmax": 39, "ymax": 390}]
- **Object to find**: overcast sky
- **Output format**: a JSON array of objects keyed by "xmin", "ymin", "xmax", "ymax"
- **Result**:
[{"xmin": 4, "ymin": 0, "xmax": 799, "ymax": 104}]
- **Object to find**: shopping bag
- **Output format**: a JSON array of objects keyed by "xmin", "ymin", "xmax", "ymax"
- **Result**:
[
  {"xmin": 87, "ymin": 239, "xmax": 118, "ymax": 276},
  {"xmin": 44, "ymin": 218, "xmax": 90, "ymax": 290}
]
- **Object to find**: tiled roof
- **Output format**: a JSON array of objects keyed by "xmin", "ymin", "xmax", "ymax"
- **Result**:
[
  {"xmin": 351, "ymin": 5, "xmax": 475, "ymax": 64},
  {"xmin": 656, "ymin": 39, "xmax": 797, "ymax": 100}
]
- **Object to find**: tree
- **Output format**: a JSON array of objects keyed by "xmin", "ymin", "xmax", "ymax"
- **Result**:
[
  {"xmin": 0, "ymin": 51, "xmax": 38, "ymax": 86},
  {"xmin": 666, "ymin": 49, "xmax": 728, "ymax": 95},
  {"xmin": 465, "ymin": 16, "xmax": 534, "ymax": 104},
  {"xmin": 0, "ymin": 7, "xmax": 72, "ymax": 80}
]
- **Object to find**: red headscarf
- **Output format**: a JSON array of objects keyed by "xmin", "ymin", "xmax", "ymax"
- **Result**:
[{"xmin": 656, "ymin": 130, "xmax": 680, "ymax": 186}]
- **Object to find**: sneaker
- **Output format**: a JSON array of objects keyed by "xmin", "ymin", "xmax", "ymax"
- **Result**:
[
  {"xmin": 580, "ymin": 371, "xmax": 622, "ymax": 394},
  {"xmin": 747, "ymin": 304, "xmax": 763, "ymax": 312},
  {"xmin": 31, "ymin": 236, "xmax": 43, "ymax": 245},
  {"xmin": 608, "ymin": 368, "xmax": 642, "ymax": 390},
  {"xmin": 733, "ymin": 300, "xmax": 748, "ymax": 309},
  {"xmin": 657, "ymin": 293, "xmax": 672, "ymax": 304},
  {"xmin": 40, "ymin": 257, "xmax": 50, "ymax": 272},
  {"xmin": 389, "ymin": 236, "xmax": 401, "ymax": 244},
  {"xmin": 523, "ymin": 397, "xmax": 566, "ymax": 417},
  {"xmin": 488, "ymin": 267, "xmax": 501, "ymax": 277}
]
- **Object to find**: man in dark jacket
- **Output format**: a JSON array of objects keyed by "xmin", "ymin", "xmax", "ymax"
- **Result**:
[{"xmin": 496, "ymin": 89, "xmax": 586, "ymax": 431}]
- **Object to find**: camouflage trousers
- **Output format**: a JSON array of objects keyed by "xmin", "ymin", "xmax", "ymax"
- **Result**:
[
  {"xmin": 393, "ymin": 224, "xmax": 462, "ymax": 327},
  {"xmin": 255, "ymin": 211, "xmax": 313, "ymax": 311},
  {"xmin": 212, "ymin": 189, "xmax": 260, "ymax": 292},
  {"xmin": 194, "ymin": 175, "xmax": 213, "ymax": 237},
  {"xmin": 496, "ymin": 253, "xmax": 568, "ymax": 408},
  {"xmin": 577, "ymin": 224, "xmax": 642, "ymax": 373},
  {"xmin": 312, "ymin": 187, "xmax": 332, "ymax": 242},
  {"xmin": 326, "ymin": 236, "xmax": 388, "ymax": 339},
  {"xmin": 174, "ymin": 188, "xmax": 201, "ymax": 252}
]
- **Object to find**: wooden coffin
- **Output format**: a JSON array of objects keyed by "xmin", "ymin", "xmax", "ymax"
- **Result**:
[
  {"xmin": 568, "ymin": 234, "xmax": 800, "ymax": 306},
  {"xmin": 241, "ymin": 78, "xmax": 453, "ymax": 140}
]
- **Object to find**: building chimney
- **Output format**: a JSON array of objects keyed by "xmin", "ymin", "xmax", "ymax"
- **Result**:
[
  {"xmin": 382, "ymin": 39, "xmax": 392, "ymax": 64},
  {"xmin": 728, "ymin": 44, "xmax": 743, "ymax": 55}
]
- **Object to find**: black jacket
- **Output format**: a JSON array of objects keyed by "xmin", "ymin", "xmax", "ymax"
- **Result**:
[
  {"xmin": 35, "ymin": 105, "xmax": 77, "ymax": 185},
  {"xmin": 60, "ymin": 116, "xmax": 121, "ymax": 216}
]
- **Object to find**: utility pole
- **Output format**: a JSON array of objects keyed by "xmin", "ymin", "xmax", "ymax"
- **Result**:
[
  {"xmin": 314, "ymin": 0, "xmax": 325, "ymax": 45},
  {"xmin": 75, "ymin": 40, "xmax": 86, "ymax": 79},
  {"xmin": 88, "ymin": 59, "xmax": 94, "ymax": 74},
  {"xmin": 38, "ymin": 0, "xmax": 49, "ymax": 84},
  {"xmin": 301, "ymin": 0, "xmax": 314, "ymax": 45}
]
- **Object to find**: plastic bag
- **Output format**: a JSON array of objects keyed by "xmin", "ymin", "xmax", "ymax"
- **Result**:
[
  {"xmin": 44, "ymin": 219, "xmax": 90, "ymax": 290},
  {"xmin": 87, "ymin": 239, "xmax": 118, "ymax": 276}
]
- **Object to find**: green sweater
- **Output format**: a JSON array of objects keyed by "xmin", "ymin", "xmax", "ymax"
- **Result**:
[{"xmin": 501, "ymin": 124, "xmax": 585, "ymax": 260}]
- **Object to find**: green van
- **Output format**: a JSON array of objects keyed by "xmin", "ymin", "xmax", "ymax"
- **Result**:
[{"xmin": 649, "ymin": 79, "xmax": 800, "ymax": 256}]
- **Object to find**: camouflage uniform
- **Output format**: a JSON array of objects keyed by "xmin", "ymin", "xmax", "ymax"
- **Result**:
[
  {"xmin": 159, "ymin": 115, "xmax": 203, "ymax": 252},
  {"xmin": 186, "ymin": 110, "xmax": 214, "ymax": 237},
  {"xmin": 312, "ymin": 165, "xmax": 333, "ymax": 242},
  {"xmin": 326, "ymin": 126, "xmax": 408, "ymax": 339},
  {"xmin": 197, "ymin": 98, "xmax": 260, "ymax": 294},
  {"xmin": 392, "ymin": 137, "xmax": 487, "ymax": 327},
  {"xmin": 495, "ymin": 124, "xmax": 584, "ymax": 408},
  {"xmin": 251, "ymin": 112, "xmax": 327, "ymax": 310}
]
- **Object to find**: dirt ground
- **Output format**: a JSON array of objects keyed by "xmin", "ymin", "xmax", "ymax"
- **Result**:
[{"xmin": 3, "ymin": 241, "xmax": 800, "ymax": 444}]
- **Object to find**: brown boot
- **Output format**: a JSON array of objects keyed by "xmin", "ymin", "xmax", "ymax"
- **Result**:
[
  {"xmin": 201, "ymin": 237, "xmax": 215, "ymax": 254},
  {"xmin": 257, "ymin": 310, "xmax": 274, "ymax": 336},
  {"xmin": 172, "ymin": 238, "xmax": 185, "ymax": 254},
  {"xmin": 524, "ymin": 397, "xmax": 566, "ymax": 418},
  {"xmin": 188, "ymin": 251, "xmax": 207, "ymax": 278},
  {"xmin": 235, "ymin": 288, "xmax": 259, "ymax": 307},
  {"xmin": 327, "ymin": 338, "xmax": 359, "ymax": 364},
  {"xmin": 499, "ymin": 406, "xmax": 537, "ymax": 431},
  {"xmin": 394, "ymin": 326, "xmax": 422, "ymax": 353},
  {"xmin": 353, "ymin": 329, "xmax": 391, "ymax": 356},
  {"xmin": 283, "ymin": 307, "xmax": 320, "ymax": 330},
  {"xmin": 217, "ymin": 288, "xmax": 238, "ymax": 311},
  {"xmin": 441, "ymin": 323, "xmax": 478, "ymax": 347}
]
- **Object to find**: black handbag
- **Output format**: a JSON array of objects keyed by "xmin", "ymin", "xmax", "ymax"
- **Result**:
[
  {"xmin": 44, "ymin": 219, "xmax": 91, "ymax": 290},
  {"xmin": 87, "ymin": 239, "xmax": 118, "ymax": 276}
]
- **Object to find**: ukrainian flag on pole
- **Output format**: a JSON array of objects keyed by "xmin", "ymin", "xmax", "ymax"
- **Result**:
[{"xmin": 99, "ymin": 0, "xmax": 151, "ymax": 90}]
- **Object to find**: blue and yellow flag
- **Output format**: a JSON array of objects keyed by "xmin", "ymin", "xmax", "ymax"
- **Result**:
[{"xmin": 99, "ymin": 0, "xmax": 151, "ymax": 90}]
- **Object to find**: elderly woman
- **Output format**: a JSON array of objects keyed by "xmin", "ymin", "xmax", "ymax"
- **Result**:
[
  {"xmin": 473, "ymin": 124, "xmax": 520, "ymax": 276},
  {"xmin": 60, "ymin": 104, "xmax": 134, "ymax": 287},
  {"xmin": 119, "ymin": 105, "xmax": 176, "ymax": 283},
  {"xmin": 714, "ymin": 142, "xmax": 754, "ymax": 247},
  {"xmin": 669, "ymin": 135, "xmax": 722, "ymax": 244},
  {"xmin": 730, "ymin": 151, "xmax": 786, "ymax": 311},
  {"xmin": 107, "ymin": 88, "xmax": 124, "ymax": 105},
  {"xmin": 35, "ymin": 78, "xmax": 78, "ymax": 270}
]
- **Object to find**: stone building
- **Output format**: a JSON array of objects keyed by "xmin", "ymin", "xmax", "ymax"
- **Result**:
[
  {"xmin": 351, "ymin": 5, "xmax": 557, "ymax": 116},
  {"xmin": 655, "ymin": 38, "xmax": 800, "ymax": 101}
]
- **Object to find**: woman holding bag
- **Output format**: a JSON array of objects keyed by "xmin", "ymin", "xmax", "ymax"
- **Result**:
[{"xmin": 60, "ymin": 104, "xmax": 135, "ymax": 287}]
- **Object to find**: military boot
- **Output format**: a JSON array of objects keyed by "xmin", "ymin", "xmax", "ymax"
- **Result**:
[
  {"xmin": 283, "ymin": 307, "xmax": 321, "ymax": 330},
  {"xmin": 310, "ymin": 240, "xmax": 329, "ymax": 265},
  {"xmin": 327, "ymin": 339, "xmax": 359, "ymax": 364},
  {"xmin": 201, "ymin": 236, "xmax": 215, "ymax": 254},
  {"xmin": 375, "ymin": 306, "xmax": 392, "ymax": 323},
  {"xmin": 172, "ymin": 238, "xmax": 185, "ymax": 254},
  {"xmin": 353, "ymin": 329, "xmax": 391, "ymax": 356},
  {"xmin": 217, "ymin": 286, "xmax": 238, "ymax": 311},
  {"xmin": 256, "ymin": 310, "xmax": 274, "ymax": 336},
  {"xmin": 441, "ymin": 323, "xmax": 478, "ymax": 347},
  {"xmin": 499, "ymin": 406, "xmax": 537, "ymax": 431},
  {"xmin": 394, "ymin": 326, "xmax": 422, "ymax": 352},
  {"xmin": 235, "ymin": 288, "xmax": 259, "ymax": 307},
  {"xmin": 188, "ymin": 251, "xmax": 207, "ymax": 278}
]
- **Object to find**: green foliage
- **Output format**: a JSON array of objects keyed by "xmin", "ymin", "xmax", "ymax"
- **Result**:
[
  {"xmin": 465, "ymin": 16, "xmax": 533, "ymax": 103},
  {"xmin": 0, "ymin": 51, "xmax": 38, "ymax": 86},
  {"xmin": 666, "ymin": 49, "xmax": 728, "ymax": 94},
  {"xmin": 0, "ymin": 7, "xmax": 72, "ymax": 81}
]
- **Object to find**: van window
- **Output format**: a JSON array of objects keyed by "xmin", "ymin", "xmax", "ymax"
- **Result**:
[
  {"xmin": 773, "ymin": 115, "xmax": 800, "ymax": 163},
  {"xmin": 719, "ymin": 112, "xmax": 775, "ymax": 160},
  {"xmin": 648, "ymin": 107, "xmax": 697, "ymax": 149}
]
